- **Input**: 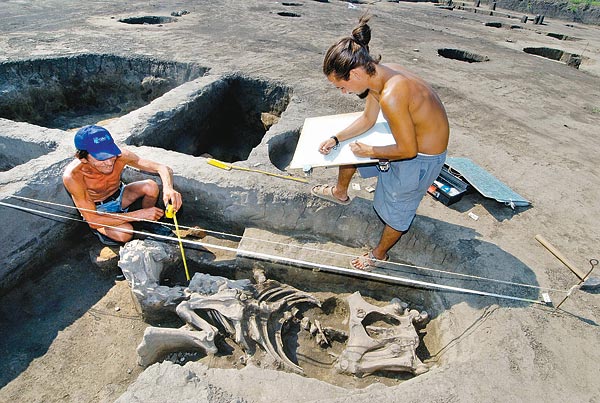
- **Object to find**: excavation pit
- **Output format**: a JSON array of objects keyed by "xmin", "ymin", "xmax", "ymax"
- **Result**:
[
  {"xmin": 548, "ymin": 32, "xmax": 567, "ymax": 40},
  {"xmin": 547, "ymin": 32, "xmax": 579, "ymax": 40},
  {"xmin": 523, "ymin": 47, "xmax": 582, "ymax": 68},
  {"xmin": 127, "ymin": 74, "xmax": 292, "ymax": 163},
  {"xmin": 278, "ymin": 12, "xmax": 301, "ymax": 17},
  {"xmin": 0, "ymin": 169, "xmax": 540, "ymax": 392},
  {"xmin": 0, "ymin": 55, "xmax": 207, "ymax": 130},
  {"xmin": 118, "ymin": 226, "xmax": 440, "ymax": 387},
  {"xmin": 484, "ymin": 22, "xmax": 522, "ymax": 29},
  {"xmin": 118, "ymin": 16, "xmax": 177, "ymax": 25},
  {"xmin": 437, "ymin": 48, "xmax": 489, "ymax": 63}
]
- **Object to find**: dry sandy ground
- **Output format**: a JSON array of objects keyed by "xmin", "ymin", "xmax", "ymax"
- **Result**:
[{"xmin": 1, "ymin": 0, "xmax": 599, "ymax": 402}]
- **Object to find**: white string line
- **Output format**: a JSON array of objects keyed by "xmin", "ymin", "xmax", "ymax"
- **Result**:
[
  {"xmin": 6, "ymin": 195, "xmax": 564, "ymax": 293},
  {"xmin": 6, "ymin": 195, "xmax": 566, "ymax": 293},
  {"xmin": 0, "ymin": 200, "xmax": 547, "ymax": 305}
]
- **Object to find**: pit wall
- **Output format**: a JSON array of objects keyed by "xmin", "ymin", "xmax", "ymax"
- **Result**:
[
  {"xmin": 0, "ymin": 159, "xmax": 82, "ymax": 294},
  {"xmin": 0, "ymin": 120, "xmax": 65, "ymax": 175},
  {"xmin": 0, "ymin": 55, "xmax": 207, "ymax": 129}
]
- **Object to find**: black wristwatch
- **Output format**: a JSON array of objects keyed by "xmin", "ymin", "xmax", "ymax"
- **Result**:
[{"xmin": 330, "ymin": 135, "xmax": 340, "ymax": 147}]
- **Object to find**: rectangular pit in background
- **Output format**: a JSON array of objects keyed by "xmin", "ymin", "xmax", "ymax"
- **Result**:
[
  {"xmin": 126, "ymin": 74, "xmax": 291, "ymax": 163},
  {"xmin": 0, "ymin": 55, "xmax": 208, "ymax": 130}
]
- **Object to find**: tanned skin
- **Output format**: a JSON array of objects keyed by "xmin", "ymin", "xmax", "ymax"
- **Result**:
[
  {"xmin": 318, "ymin": 63, "xmax": 449, "ymax": 269},
  {"xmin": 63, "ymin": 149, "xmax": 182, "ymax": 243}
]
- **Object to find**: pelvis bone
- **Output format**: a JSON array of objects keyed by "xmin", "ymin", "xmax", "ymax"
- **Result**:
[{"xmin": 335, "ymin": 292, "xmax": 429, "ymax": 377}]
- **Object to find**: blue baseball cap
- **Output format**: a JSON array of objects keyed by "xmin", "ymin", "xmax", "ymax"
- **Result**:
[{"xmin": 74, "ymin": 125, "xmax": 122, "ymax": 161}]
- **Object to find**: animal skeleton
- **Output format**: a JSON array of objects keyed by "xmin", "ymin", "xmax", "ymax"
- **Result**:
[{"xmin": 119, "ymin": 239, "xmax": 430, "ymax": 377}]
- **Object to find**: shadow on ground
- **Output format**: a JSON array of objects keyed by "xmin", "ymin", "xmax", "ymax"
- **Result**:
[{"xmin": 0, "ymin": 234, "xmax": 115, "ymax": 388}]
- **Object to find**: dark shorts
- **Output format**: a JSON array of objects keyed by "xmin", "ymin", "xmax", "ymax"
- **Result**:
[{"xmin": 358, "ymin": 151, "xmax": 447, "ymax": 232}]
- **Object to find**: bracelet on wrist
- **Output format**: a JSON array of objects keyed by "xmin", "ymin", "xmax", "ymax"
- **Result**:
[{"xmin": 330, "ymin": 135, "xmax": 340, "ymax": 146}]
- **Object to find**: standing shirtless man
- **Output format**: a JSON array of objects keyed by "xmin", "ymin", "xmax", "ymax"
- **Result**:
[
  {"xmin": 311, "ymin": 16, "xmax": 450, "ymax": 270},
  {"xmin": 63, "ymin": 125, "xmax": 182, "ymax": 245}
]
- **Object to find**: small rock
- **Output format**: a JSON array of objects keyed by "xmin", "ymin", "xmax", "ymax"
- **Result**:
[
  {"xmin": 89, "ymin": 245, "xmax": 120, "ymax": 272},
  {"xmin": 176, "ymin": 226, "xmax": 206, "ymax": 239},
  {"xmin": 261, "ymin": 112, "xmax": 279, "ymax": 129},
  {"xmin": 171, "ymin": 9, "xmax": 190, "ymax": 17}
]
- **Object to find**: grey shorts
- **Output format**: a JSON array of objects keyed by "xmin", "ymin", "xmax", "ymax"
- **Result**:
[
  {"xmin": 358, "ymin": 151, "xmax": 447, "ymax": 232},
  {"xmin": 91, "ymin": 183, "xmax": 129, "ymax": 245},
  {"xmin": 94, "ymin": 182, "xmax": 128, "ymax": 214}
]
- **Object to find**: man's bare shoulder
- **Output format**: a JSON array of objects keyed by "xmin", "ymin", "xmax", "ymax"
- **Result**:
[
  {"xmin": 382, "ymin": 68, "xmax": 431, "ymax": 106},
  {"xmin": 380, "ymin": 74, "xmax": 412, "ymax": 108},
  {"xmin": 62, "ymin": 159, "xmax": 85, "ymax": 192},
  {"xmin": 63, "ymin": 158, "xmax": 82, "ymax": 181},
  {"xmin": 385, "ymin": 74, "xmax": 411, "ymax": 89},
  {"xmin": 117, "ymin": 148, "xmax": 138, "ymax": 163},
  {"xmin": 383, "ymin": 63, "xmax": 426, "ymax": 85}
]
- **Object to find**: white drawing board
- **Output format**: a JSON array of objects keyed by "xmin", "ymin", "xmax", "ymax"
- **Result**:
[{"xmin": 288, "ymin": 111, "xmax": 395, "ymax": 169}]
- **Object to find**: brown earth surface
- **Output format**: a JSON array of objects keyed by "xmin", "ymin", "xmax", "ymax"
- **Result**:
[{"xmin": 1, "ymin": 0, "xmax": 599, "ymax": 402}]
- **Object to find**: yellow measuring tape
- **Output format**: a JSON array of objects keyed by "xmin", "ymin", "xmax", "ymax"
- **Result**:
[{"xmin": 165, "ymin": 204, "xmax": 190, "ymax": 281}]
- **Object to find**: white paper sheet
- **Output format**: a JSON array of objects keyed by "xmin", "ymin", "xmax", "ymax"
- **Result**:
[{"xmin": 288, "ymin": 111, "xmax": 395, "ymax": 169}]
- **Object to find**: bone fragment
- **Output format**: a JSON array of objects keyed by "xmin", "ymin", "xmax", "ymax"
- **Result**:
[
  {"xmin": 136, "ymin": 326, "xmax": 217, "ymax": 367},
  {"xmin": 336, "ymin": 291, "xmax": 429, "ymax": 376}
]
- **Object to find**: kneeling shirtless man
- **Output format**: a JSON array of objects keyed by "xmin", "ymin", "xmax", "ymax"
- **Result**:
[{"xmin": 63, "ymin": 125, "xmax": 182, "ymax": 245}]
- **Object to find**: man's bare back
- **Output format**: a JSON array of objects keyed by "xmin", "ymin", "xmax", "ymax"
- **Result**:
[
  {"xmin": 380, "ymin": 63, "xmax": 449, "ymax": 156},
  {"xmin": 321, "ymin": 61, "xmax": 448, "ymax": 161}
]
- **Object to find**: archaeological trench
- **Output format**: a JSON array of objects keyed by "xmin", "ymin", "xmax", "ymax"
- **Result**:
[
  {"xmin": 0, "ymin": 52, "xmax": 541, "ymax": 388},
  {"xmin": 0, "ymin": 1, "xmax": 599, "ymax": 401}
]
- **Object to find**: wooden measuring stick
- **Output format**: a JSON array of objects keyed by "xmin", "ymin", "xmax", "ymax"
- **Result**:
[{"xmin": 535, "ymin": 234, "xmax": 586, "ymax": 280}]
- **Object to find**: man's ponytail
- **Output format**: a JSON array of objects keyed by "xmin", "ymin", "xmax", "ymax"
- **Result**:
[
  {"xmin": 323, "ymin": 14, "xmax": 380, "ymax": 80},
  {"xmin": 351, "ymin": 15, "xmax": 372, "ymax": 52}
]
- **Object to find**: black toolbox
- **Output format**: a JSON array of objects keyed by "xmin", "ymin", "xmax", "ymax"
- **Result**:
[{"xmin": 427, "ymin": 165, "xmax": 470, "ymax": 206}]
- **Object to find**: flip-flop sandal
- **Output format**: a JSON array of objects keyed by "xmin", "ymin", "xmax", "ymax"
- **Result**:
[
  {"xmin": 311, "ymin": 184, "xmax": 351, "ymax": 206},
  {"xmin": 350, "ymin": 251, "xmax": 390, "ymax": 272}
]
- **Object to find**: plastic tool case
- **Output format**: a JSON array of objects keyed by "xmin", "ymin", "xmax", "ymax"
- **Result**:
[{"xmin": 428, "ymin": 165, "xmax": 469, "ymax": 206}]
